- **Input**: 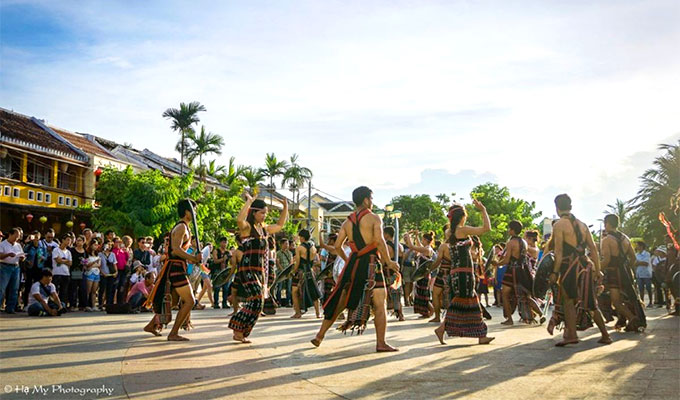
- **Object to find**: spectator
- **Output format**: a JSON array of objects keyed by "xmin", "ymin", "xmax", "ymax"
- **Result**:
[
  {"xmin": 82, "ymin": 228, "xmax": 93, "ymax": 247},
  {"xmin": 276, "ymin": 238, "xmax": 293, "ymax": 307},
  {"xmin": 41, "ymin": 229, "xmax": 58, "ymax": 271},
  {"xmin": 635, "ymin": 241, "xmax": 653, "ymax": 306},
  {"xmin": 211, "ymin": 237, "xmax": 230, "ymax": 309},
  {"xmin": 52, "ymin": 234, "xmax": 73, "ymax": 303},
  {"xmin": 99, "ymin": 241, "xmax": 118, "ymax": 309},
  {"xmin": 133, "ymin": 237, "xmax": 151, "ymax": 270},
  {"xmin": 84, "ymin": 241, "xmax": 101, "ymax": 311},
  {"xmin": 652, "ymin": 246, "xmax": 668, "ymax": 308},
  {"xmin": 69, "ymin": 235, "xmax": 88, "ymax": 311},
  {"xmin": 22, "ymin": 231, "xmax": 45, "ymax": 311},
  {"xmin": 104, "ymin": 230, "xmax": 116, "ymax": 243},
  {"xmin": 129, "ymin": 261, "xmax": 146, "ymax": 285},
  {"xmin": 112, "ymin": 237, "xmax": 130, "ymax": 304},
  {"xmin": 0, "ymin": 228, "xmax": 26, "ymax": 314},
  {"xmin": 127, "ymin": 271, "xmax": 155, "ymax": 310},
  {"xmin": 27, "ymin": 269, "xmax": 66, "ymax": 316},
  {"xmin": 195, "ymin": 242, "xmax": 214, "ymax": 309}
]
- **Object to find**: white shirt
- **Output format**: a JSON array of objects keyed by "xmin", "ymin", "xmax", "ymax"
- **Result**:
[
  {"xmin": 52, "ymin": 247, "xmax": 72, "ymax": 276},
  {"xmin": 0, "ymin": 239, "xmax": 24, "ymax": 265},
  {"xmin": 27, "ymin": 281, "xmax": 57, "ymax": 307},
  {"xmin": 332, "ymin": 245, "xmax": 352, "ymax": 282},
  {"xmin": 635, "ymin": 251, "xmax": 652, "ymax": 279}
]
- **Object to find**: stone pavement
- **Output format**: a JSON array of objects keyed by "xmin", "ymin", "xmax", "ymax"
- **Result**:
[{"xmin": 0, "ymin": 305, "xmax": 678, "ymax": 400}]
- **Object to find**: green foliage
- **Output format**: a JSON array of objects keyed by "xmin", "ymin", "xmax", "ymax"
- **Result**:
[
  {"xmin": 389, "ymin": 194, "xmax": 449, "ymax": 239},
  {"xmin": 266, "ymin": 209, "xmax": 300, "ymax": 239},
  {"xmin": 196, "ymin": 185, "xmax": 245, "ymax": 245},
  {"xmin": 466, "ymin": 183, "xmax": 542, "ymax": 251}
]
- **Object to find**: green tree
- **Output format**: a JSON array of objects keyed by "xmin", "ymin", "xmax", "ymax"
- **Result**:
[
  {"xmin": 162, "ymin": 101, "xmax": 206, "ymax": 175},
  {"xmin": 282, "ymin": 153, "xmax": 313, "ymax": 217},
  {"xmin": 604, "ymin": 199, "xmax": 631, "ymax": 226},
  {"xmin": 242, "ymin": 167, "xmax": 265, "ymax": 195},
  {"xmin": 390, "ymin": 194, "xmax": 449, "ymax": 239},
  {"xmin": 466, "ymin": 183, "xmax": 542, "ymax": 251},
  {"xmin": 218, "ymin": 156, "xmax": 247, "ymax": 186},
  {"xmin": 185, "ymin": 126, "xmax": 224, "ymax": 181},
  {"xmin": 630, "ymin": 140, "xmax": 680, "ymax": 245},
  {"xmin": 262, "ymin": 153, "xmax": 289, "ymax": 206}
]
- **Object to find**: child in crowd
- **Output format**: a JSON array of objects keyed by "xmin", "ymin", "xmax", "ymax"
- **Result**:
[{"xmin": 84, "ymin": 241, "xmax": 101, "ymax": 312}]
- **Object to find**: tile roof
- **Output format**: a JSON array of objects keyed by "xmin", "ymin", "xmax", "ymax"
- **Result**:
[
  {"xmin": 51, "ymin": 127, "xmax": 116, "ymax": 160},
  {"xmin": 0, "ymin": 108, "xmax": 87, "ymax": 162}
]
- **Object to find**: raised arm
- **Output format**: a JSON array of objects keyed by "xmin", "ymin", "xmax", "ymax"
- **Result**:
[
  {"xmin": 404, "ymin": 233, "xmax": 433, "ymax": 257},
  {"xmin": 334, "ymin": 221, "xmax": 349, "ymax": 264},
  {"xmin": 457, "ymin": 200, "xmax": 491, "ymax": 237},
  {"xmin": 237, "ymin": 193, "xmax": 255, "ymax": 232},
  {"xmin": 266, "ymin": 200, "xmax": 289, "ymax": 235}
]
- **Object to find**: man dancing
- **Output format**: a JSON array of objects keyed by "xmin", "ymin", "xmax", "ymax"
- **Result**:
[
  {"xmin": 548, "ymin": 194, "xmax": 612, "ymax": 346},
  {"xmin": 144, "ymin": 199, "xmax": 202, "ymax": 341},
  {"xmin": 311, "ymin": 186, "xmax": 400, "ymax": 352},
  {"xmin": 384, "ymin": 226, "xmax": 405, "ymax": 321}
]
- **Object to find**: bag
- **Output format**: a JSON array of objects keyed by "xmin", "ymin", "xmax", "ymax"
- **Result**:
[{"xmin": 105, "ymin": 303, "xmax": 133, "ymax": 314}]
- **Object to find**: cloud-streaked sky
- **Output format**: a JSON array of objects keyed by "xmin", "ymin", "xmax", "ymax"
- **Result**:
[{"xmin": 2, "ymin": 0, "xmax": 679, "ymax": 224}]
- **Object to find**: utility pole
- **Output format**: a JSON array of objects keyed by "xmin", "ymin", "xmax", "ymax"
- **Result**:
[{"xmin": 307, "ymin": 180, "xmax": 312, "ymax": 230}]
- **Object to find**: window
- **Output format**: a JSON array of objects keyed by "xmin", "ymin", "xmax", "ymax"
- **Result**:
[
  {"xmin": 0, "ymin": 153, "xmax": 21, "ymax": 180},
  {"xmin": 4, "ymin": 186, "xmax": 11, "ymax": 196},
  {"xmin": 28, "ymin": 190, "xmax": 35, "ymax": 201},
  {"xmin": 57, "ymin": 170, "xmax": 77, "ymax": 191},
  {"xmin": 72, "ymin": 198, "xmax": 78, "ymax": 207},
  {"xmin": 65, "ymin": 197, "xmax": 71, "ymax": 206},
  {"xmin": 58, "ymin": 195, "xmax": 64, "ymax": 205},
  {"xmin": 45, "ymin": 193, "xmax": 52, "ymax": 204},
  {"xmin": 36, "ymin": 192, "xmax": 43, "ymax": 202},
  {"xmin": 12, "ymin": 188, "xmax": 20, "ymax": 197},
  {"xmin": 26, "ymin": 160, "xmax": 52, "ymax": 186}
]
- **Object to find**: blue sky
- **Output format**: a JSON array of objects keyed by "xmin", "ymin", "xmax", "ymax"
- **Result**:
[{"xmin": 2, "ymin": 0, "xmax": 679, "ymax": 224}]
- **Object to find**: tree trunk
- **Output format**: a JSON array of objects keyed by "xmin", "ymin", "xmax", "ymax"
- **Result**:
[{"xmin": 180, "ymin": 130, "xmax": 185, "ymax": 176}]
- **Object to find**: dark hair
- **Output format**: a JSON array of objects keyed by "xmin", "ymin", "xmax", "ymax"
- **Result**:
[
  {"xmin": 508, "ymin": 220, "xmax": 523, "ymax": 235},
  {"xmin": 328, "ymin": 233, "xmax": 338, "ymax": 241},
  {"xmin": 246, "ymin": 199, "xmax": 268, "ymax": 232},
  {"xmin": 104, "ymin": 230, "xmax": 114, "ymax": 237},
  {"xmin": 267, "ymin": 236, "xmax": 276, "ymax": 248},
  {"xmin": 41, "ymin": 269, "xmax": 53, "ymax": 278},
  {"xmin": 145, "ymin": 272, "xmax": 154, "ymax": 280},
  {"xmin": 8, "ymin": 227, "xmax": 20, "ymax": 236},
  {"xmin": 87, "ymin": 242, "xmax": 100, "ymax": 256},
  {"xmin": 219, "ymin": 237, "xmax": 227, "ymax": 243},
  {"xmin": 82, "ymin": 228, "xmax": 92, "ymax": 234},
  {"xmin": 604, "ymin": 214, "xmax": 619, "ymax": 229},
  {"xmin": 279, "ymin": 238, "xmax": 289, "ymax": 245},
  {"xmin": 352, "ymin": 186, "xmax": 372, "ymax": 207},
  {"xmin": 76, "ymin": 235, "xmax": 86, "ymax": 242},
  {"xmin": 422, "ymin": 231, "xmax": 435, "ymax": 242},
  {"xmin": 298, "ymin": 229, "xmax": 311, "ymax": 241},
  {"xmin": 554, "ymin": 194, "xmax": 572, "ymax": 212},
  {"xmin": 383, "ymin": 226, "xmax": 395, "ymax": 238},
  {"xmin": 471, "ymin": 236, "xmax": 481, "ymax": 248},
  {"xmin": 137, "ymin": 237, "xmax": 146, "ymax": 243},
  {"xmin": 177, "ymin": 198, "xmax": 197, "ymax": 219},
  {"xmin": 447, "ymin": 205, "xmax": 467, "ymax": 244},
  {"xmin": 525, "ymin": 230, "xmax": 538, "ymax": 240},
  {"xmin": 46, "ymin": 228, "xmax": 55, "ymax": 234},
  {"xmin": 61, "ymin": 233, "xmax": 72, "ymax": 241},
  {"xmin": 636, "ymin": 241, "xmax": 647, "ymax": 249}
]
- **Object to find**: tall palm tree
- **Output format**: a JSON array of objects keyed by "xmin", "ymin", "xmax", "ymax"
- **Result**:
[
  {"xmin": 604, "ymin": 199, "xmax": 631, "ymax": 226},
  {"xmin": 631, "ymin": 140, "xmax": 680, "ymax": 243},
  {"xmin": 262, "ymin": 153, "xmax": 289, "ymax": 206},
  {"xmin": 185, "ymin": 126, "xmax": 225, "ymax": 180},
  {"xmin": 282, "ymin": 153, "xmax": 313, "ymax": 217},
  {"xmin": 162, "ymin": 101, "xmax": 206, "ymax": 175},
  {"xmin": 197, "ymin": 159, "xmax": 226, "ymax": 183},
  {"xmin": 219, "ymin": 156, "xmax": 247, "ymax": 186},
  {"xmin": 242, "ymin": 167, "xmax": 265, "ymax": 195}
]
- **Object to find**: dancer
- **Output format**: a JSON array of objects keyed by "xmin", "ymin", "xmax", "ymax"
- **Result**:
[
  {"xmin": 434, "ymin": 200, "xmax": 495, "ymax": 345},
  {"xmin": 228, "ymin": 235, "xmax": 244, "ymax": 315},
  {"xmin": 496, "ymin": 221, "xmax": 543, "ymax": 325},
  {"xmin": 143, "ymin": 199, "xmax": 202, "ymax": 341},
  {"xmin": 228, "ymin": 194, "xmax": 288, "ymax": 343},
  {"xmin": 318, "ymin": 233, "xmax": 339, "ymax": 305},
  {"xmin": 383, "ymin": 226, "xmax": 405, "ymax": 321},
  {"xmin": 472, "ymin": 237, "xmax": 490, "ymax": 307},
  {"xmin": 405, "ymin": 231, "xmax": 435, "ymax": 319},
  {"xmin": 263, "ymin": 237, "xmax": 278, "ymax": 315},
  {"xmin": 548, "ymin": 194, "xmax": 612, "ymax": 346},
  {"xmin": 601, "ymin": 214, "xmax": 645, "ymax": 331},
  {"xmin": 291, "ymin": 229, "xmax": 321, "ymax": 318},
  {"xmin": 311, "ymin": 186, "xmax": 399, "ymax": 352}
]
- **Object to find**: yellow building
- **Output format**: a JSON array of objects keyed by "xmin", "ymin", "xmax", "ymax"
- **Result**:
[
  {"xmin": 0, "ymin": 108, "xmax": 91, "ymax": 234},
  {"xmin": 299, "ymin": 193, "xmax": 355, "ymax": 243}
]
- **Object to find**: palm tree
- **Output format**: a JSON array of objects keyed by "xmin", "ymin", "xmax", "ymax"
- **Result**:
[
  {"xmin": 197, "ymin": 159, "xmax": 226, "ymax": 183},
  {"xmin": 242, "ymin": 167, "xmax": 265, "ymax": 195},
  {"xmin": 282, "ymin": 153, "xmax": 313, "ymax": 217},
  {"xmin": 631, "ymin": 140, "xmax": 680, "ymax": 243},
  {"xmin": 185, "ymin": 126, "xmax": 225, "ymax": 180},
  {"xmin": 604, "ymin": 199, "xmax": 631, "ymax": 226},
  {"xmin": 262, "ymin": 153, "xmax": 289, "ymax": 206},
  {"xmin": 162, "ymin": 101, "xmax": 206, "ymax": 175},
  {"xmin": 219, "ymin": 156, "xmax": 247, "ymax": 186}
]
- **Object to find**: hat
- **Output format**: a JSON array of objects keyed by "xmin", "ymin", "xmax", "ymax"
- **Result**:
[{"xmin": 656, "ymin": 246, "xmax": 667, "ymax": 254}]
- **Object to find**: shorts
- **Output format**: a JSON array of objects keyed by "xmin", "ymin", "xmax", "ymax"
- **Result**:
[
  {"xmin": 85, "ymin": 273, "xmax": 100, "ymax": 282},
  {"xmin": 168, "ymin": 259, "xmax": 190, "ymax": 288},
  {"xmin": 201, "ymin": 271, "xmax": 210, "ymax": 280}
]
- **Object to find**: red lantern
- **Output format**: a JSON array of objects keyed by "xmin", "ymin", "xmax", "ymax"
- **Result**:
[
  {"xmin": 26, "ymin": 214, "xmax": 33, "ymax": 223},
  {"xmin": 79, "ymin": 222, "xmax": 86, "ymax": 230},
  {"xmin": 94, "ymin": 168, "xmax": 103, "ymax": 177}
]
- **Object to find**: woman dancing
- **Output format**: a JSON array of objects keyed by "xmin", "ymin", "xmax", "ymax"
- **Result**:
[
  {"xmin": 405, "ymin": 231, "xmax": 436, "ymax": 319},
  {"xmin": 228, "ymin": 193, "xmax": 287, "ymax": 343},
  {"xmin": 435, "ymin": 200, "xmax": 495, "ymax": 345}
]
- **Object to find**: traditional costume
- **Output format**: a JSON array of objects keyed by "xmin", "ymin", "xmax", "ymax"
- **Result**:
[
  {"xmin": 502, "ymin": 237, "xmax": 541, "ymax": 323},
  {"xmin": 413, "ymin": 253, "xmax": 433, "ymax": 317},
  {"xmin": 385, "ymin": 240, "xmax": 404, "ymax": 319},
  {"xmin": 228, "ymin": 231, "xmax": 268, "ymax": 338},
  {"xmin": 323, "ymin": 209, "xmax": 386, "ymax": 334},
  {"xmin": 263, "ymin": 257, "xmax": 277, "ymax": 315},
  {"xmin": 292, "ymin": 242, "xmax": 322, "ymax": 313},
  {"xmin": 322, "ymin": 252, "xmax": 337, "ymax": 305},
  {"xmin": 145, "ymin": 221, "xmax": 192, "ymax": 329},
  {"xmin": 444, "ymin": 237, "xmax": 488, "ymax": 338}
]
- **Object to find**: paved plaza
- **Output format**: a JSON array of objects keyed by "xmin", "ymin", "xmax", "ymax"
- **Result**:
[{"xmin": 0, "ymin": 305, "xmax": 678, "ymax": 400}]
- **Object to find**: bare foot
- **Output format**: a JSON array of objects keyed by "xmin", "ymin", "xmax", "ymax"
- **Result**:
[
  {"xmin": 311, "ymin": 336, "xmax": 323, "ymax": 347},
  {"xmin": 167, "ymin": 334, "xmax": 189, "ymax": 341},
  {"xmin": 291, "ymin": 314, "xmax": 302, "ymax": 319},
  {"xmin": 429, "ymin": 317, "xmax": 441, "ymax": 323},
  {"xmin": 232, "ymin": 335, "xmax": 251, "ymax": 344},
  {"xmin": 144, "ymin": 326, "xmax": 161, "ymax": 337},
  {"xmin": 376, "ymin": 343, "xmax": 399, "ymax": 352},
  {"xmin": 598, "ymin": 336, "xmax": 613, "ymax": 345},
  {"xmin": 501, "ymin": 319, "xmax": 514, "ymax": 326},
  {"xmin": 434, "ymin": 327, "xmax": 446, "ymax": 345},
  {"xmin": 398, "ymin": 314, "xmax": 405, "ymax": 322},
  {"xmin": 316, "ymin": 314, "xmax": 321, "ymax": 319},
  {"xmin": 547, "ymin": 318, "xmax": 556, "ymax": 335},
  {"xmin": 555, "ymin": 338, "xmax": 579, "ymax": 347},
  {"xmin": 478, "ymin": 336, "xmax": 495, "ymax": 345}
]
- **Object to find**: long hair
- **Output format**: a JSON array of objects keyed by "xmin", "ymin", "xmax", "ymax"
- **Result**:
[
  {"xmin": 246, "ymin": 199, "xmax": 267, "ymax": 237},
  {"xmin": 447, "ymin": 205, "xmax": 467, "ymax": 245}
]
